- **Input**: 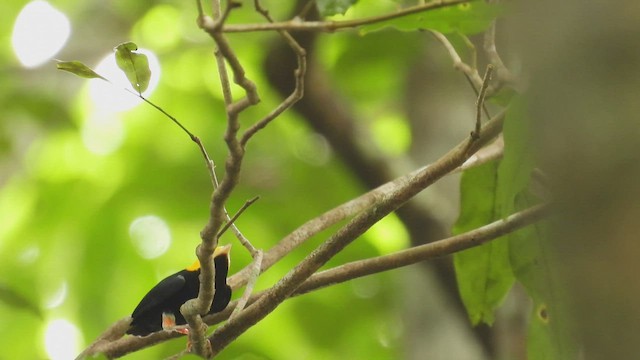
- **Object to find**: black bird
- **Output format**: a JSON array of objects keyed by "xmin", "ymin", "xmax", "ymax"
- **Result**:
[{"xmin": 127, "ymin": 244, "xmax": 232, "ymax": 336}]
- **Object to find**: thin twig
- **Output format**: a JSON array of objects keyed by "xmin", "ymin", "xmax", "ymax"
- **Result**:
[
  {"xmin": 483, "ymin": 19, "xmax": 515, "ymax": 92},
  {"xmin": 472, "ymin": 65, "xmax": 493, "ymax": 139},
  {"xmin": 429, "ymin": 31, "xmax": 492, "ymax": 121},
  {"xmin": 240, "ymin": 0, "xmax": 307, "ymax": 146},
  {"xmin": 121, "ymin": 89, "xmax": 219, "ymax": 184},
  {"xmin": 429, "ymin": 30, "xmax": 483, "ymax": 89},
  {"xmin": 230, "ymin": 250, "xmax": 263, "ymax": 320},
  {"xmin": 217, "ymin": 196, "xmax": 260, "ymax": 243},
  {"xmin": 219, "ymin": 0, "xmax": 476, "ymax": 33}
]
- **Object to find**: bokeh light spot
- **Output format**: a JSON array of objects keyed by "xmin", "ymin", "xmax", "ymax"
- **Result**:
[
  {"xmin": 89, "ymin": 49, "xmax": 161, "ymax": 111},
  {"xmin": 371, "ymin": 113, "xmax": 412, "ymax": 156},
  {"xmin": 129, "ymin": 215, "xmax": 171, "ymax": 259},
  {"xmin": 292, "ymin": 132, "xmax": 332, "ymax": 166},
  {"xmin": 45, "ymin": 281, "xmax": 68, "ymax": 309},
  {"xmin": 81, "ymin": 111, "xmax": 124, "ymax": 155},
  {"xmin": 12, "ymin": 1, "xmax": 71, "ymax": 68},
  {"xmin": 19, "ymin": 245, "xmax": 41, "ymax": 265},
  {"xmin": 44, "ymin": 319, "xmax": 82, "ymax": 360},
  {"xmin": 134, "ymin": 5, "xmax": 181, "ymax": 51},
  {"xmin": 366, "ymin": 213, "xmax": 410, "ymax": 254}
]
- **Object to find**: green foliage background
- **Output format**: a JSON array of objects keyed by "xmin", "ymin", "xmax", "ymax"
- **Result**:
[{"xmin": 0, "ymin": 0, "xmax": 511, "ymax": 359}]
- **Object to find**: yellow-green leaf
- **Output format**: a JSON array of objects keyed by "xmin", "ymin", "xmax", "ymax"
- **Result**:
[
  {"xmin": 361, "ymin": 2, "xmax": 502, "ymax": 35},
  {"xmin": 56, "ymin": 60, "xmax": 107, "ymax": 81},
  {"xmin": 453, "ymin": 160, "xmax": 514, "ymax": 325},
  {"xmin": 114, "ymin": 41, "xmax": 151, "ymax": 94}
]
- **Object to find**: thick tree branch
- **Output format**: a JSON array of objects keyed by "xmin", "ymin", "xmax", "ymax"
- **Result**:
[
  {"xmin": 294, "ymin": 203, "xmax": 546, "ymax": 295},
  {"xmin": 208, "ymin": 110, "xmax": 505, "ymax": 355},
  {"xmin": 87, "ymin": 191, "xmax": 540, "ymax": 359}
]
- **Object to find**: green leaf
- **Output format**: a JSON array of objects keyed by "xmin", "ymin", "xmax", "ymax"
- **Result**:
[
  {"xmin": 453, "ymin": 160, "xmax": 514, "ymax": 325},
  {"xmin": 0, "ymin": 283, "xmax": 42, "ymax": 319},
  {"xmin": 361, "ymin": 2, "xmax": 502, "ymax": 35},
  {"xmin": 317, "ymin": 0, "xmax": 358, "ymax": 16},
  {"xmin": 503, "ymin": 102, "xmax": 578, "ymax": 359},
  {"xmin": 56, "ymin": 60, "xmax": 107, "ymax": 81},
  {"xmin": 509, "ymin": 197, "xmax": 577, "ymax": 359},
  {"xmin": 495, "ymin": 98, "xmax": 535, "ymax": 219},
  {"xmin": 114, "ymin": 41, "xmax": 151, "ymax": 94}
]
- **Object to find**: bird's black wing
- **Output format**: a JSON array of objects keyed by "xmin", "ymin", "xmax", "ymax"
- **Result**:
[{"xmin": 131, "ymin": 273, "xmax": 186, "ymax": 318}]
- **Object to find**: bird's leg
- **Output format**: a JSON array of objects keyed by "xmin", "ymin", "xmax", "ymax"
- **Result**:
[{"xmin": 162, "ymin": 312, "xmax": 190, "ymax": 335}]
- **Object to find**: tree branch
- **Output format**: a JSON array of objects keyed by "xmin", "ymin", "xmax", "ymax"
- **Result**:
[
  {"xmin": 208, "ymin": 109, "xmax": 505, "ymax": 355},
  {"xmin": 218, "ymin": 0, "xmax": 477, "ymax": 33},
  {"xmin": 84, "ymin": 191, "xmax": 541, "ymax": 359},
  {"xmin": 294, "ymin": 203, "xmax": 546, "ymax": 295}
]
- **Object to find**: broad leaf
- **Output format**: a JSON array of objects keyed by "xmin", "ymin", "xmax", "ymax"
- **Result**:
[
  {"xmin": 56, "ymin": 60, "xmax": 107, "ymax": 81},
  {"xmin": 502, "ymin": 101, "xmax": 578, "ymax": 359},
  {"xmin": 361, "ymin": 2, "xmax": 502, "ymax": 35},
  {"xmin": 510, "ymin": 196, "xmax": 577, "ymax": 360},
  {"xmin": 453, "ymin": 160, "xmax": 514, "ymax": 325},
  {"xmin": 114, "ymin": 42, "xmax": 151, "ymax": 94},
  {"xmin": 495, "ymin": 99, "xmax": 535, "ymax": 219},
  {"xmin": 317, "ymin": 0, "xmax": 358, "ymax": 16}
]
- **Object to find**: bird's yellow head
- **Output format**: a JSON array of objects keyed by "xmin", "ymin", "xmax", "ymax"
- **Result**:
[{"xmin": 186, "ymin": 244, "xmax": 232, "ymax": 271}]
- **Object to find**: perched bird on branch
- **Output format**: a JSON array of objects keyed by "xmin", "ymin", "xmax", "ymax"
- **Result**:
[{"xmin": 127, "ymin": 244, "xmax": 232, "ymax": 336}]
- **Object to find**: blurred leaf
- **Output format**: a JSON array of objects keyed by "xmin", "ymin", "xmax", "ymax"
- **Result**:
[
  {"xmin": 317, "ymin": 0, "xmax": 358, "ymax": 16},
  {"xmin": 0, "ymin": 283, "xmax": 42, "ymax": 319},
  {"xmin": 361, "ymin": 2, "xmax": 502, "ymax": 35},
  {"xmin": 496, "ymin": 97, "xmax": 535, "ymax": 218},
  {"xmin": 56, "ymin": 60, "xmax": 107, "ymax": 81},
  {"xmin": 503, "ymin": 101, "xmax": 578, "ymax": 359},
  {"xmin": 114, "ymin": 41, "xmax": 151, "ymax": 94},
  {"xmin": 453, "ymin": 160, "xmax": 514, "ymax": 325},
  {"xmin": 510, "ymin": 193, "xmax": 577, "ymax": 359}
]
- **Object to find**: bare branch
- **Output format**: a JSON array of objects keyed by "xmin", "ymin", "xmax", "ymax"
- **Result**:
[
  {"xmin": 472, "ymin": 64, "xmax": 494, "ymax": 139},
  {"xmin": 75, "ymin": 317, "xmax": 131, "ymax": 360},
  {"xmin": 483, "ymin": 19, "xmax": 516, "ymax": 90},
  {"xmin": 294, "ymin": 204, "xmax": 547, "ymax": 295},
  {"xmin": 184, "ymin": 0, "xmax": 263, "ymax": 354},
  {"xmin": 429, "ymin": 30, "xmax": 484, "ymax": 89},
  {"xmin": 230, "ymin": 250, "xmax": 263, "ymax": 320},
  {"xmin": 456, "ymin": 135, "xmax": 504, "ymax": 173},
  {"xmin": 219, "ymin": 0, "xmax": 477, "ymax": 33},
  {"xmin": 95, "ymin": 183, "xmax": 539, "ymax": 359},
  {"xmin": 208, "ymin": 109, "xmax": 505, "ymax": 355},
  {"xmin": 217, "ymin": 196, "xmax": 260, "ymax": 241}
]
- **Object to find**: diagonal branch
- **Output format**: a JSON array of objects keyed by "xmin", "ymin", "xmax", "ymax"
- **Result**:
[
  {"xmin": 87, "ymin": 194, "xmax": 539, "ymax": 359},
  {"xmin": 208, "ymin": 109, "xmax": 505, "ymax": 355}
]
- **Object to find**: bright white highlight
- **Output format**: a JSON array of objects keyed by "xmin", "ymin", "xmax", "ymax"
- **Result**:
[
  {"xmin": 129, "ymin": 215, "xmax": 171, "ymax": 259},
  {"xmin": 44, "ymin": 319, "xmax": 82, "ymax": 360},
  {"xmin": 81, "ymin": 111, "xmax": 125, "ymax": 155},
  {"xmin": 12, "ymin": 1, "xmax": 71, "ymax": 68},
  {"xmin": 89, "ymin": 50, "xmax": 161, "ymax": 111},
  {"xmin": 19, "ymin": 245, "xmax": 40, "ymax": 264},
  {"xmin": 45, "ymin": 281, "xmax": 68, "ymax": 309}
]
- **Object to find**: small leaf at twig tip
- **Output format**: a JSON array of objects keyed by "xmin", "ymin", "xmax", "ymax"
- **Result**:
[
  {"xmin": 114, "ymin": 41, "xmax": 151, "ymax": 95},
  {"xmin": 56, "ymin": 60, "xmax": 108, "ymax": 81}
]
